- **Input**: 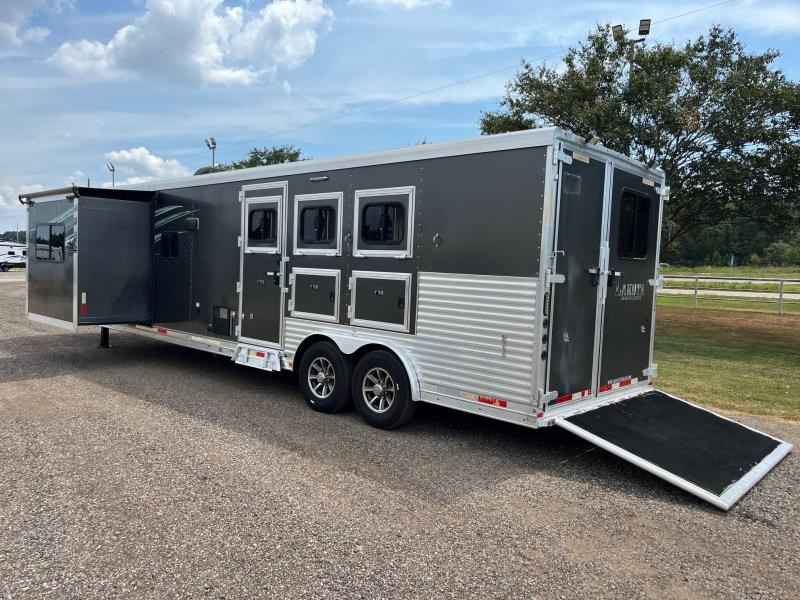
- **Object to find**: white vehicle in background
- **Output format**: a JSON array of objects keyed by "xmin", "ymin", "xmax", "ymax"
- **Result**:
[{"xmin": 0, "ymin": 242, "xmax": 27, "ymax": 271}]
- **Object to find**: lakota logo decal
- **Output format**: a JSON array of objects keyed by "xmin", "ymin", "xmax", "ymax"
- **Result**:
[{"xmin": 615, "ymin": 282, "xmax": 645, "ymax": 301}]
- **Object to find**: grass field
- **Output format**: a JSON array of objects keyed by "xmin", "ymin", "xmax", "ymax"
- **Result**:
[
  {"xmin": 654, "ymin": 306, "xmax": 800, "ymax": 421},
  {"xmin": 658, "ymin": 294, "xmax": 800, "ymax": 315},
  {"xmin": 661, "ymin": 265, "xmax": 800, "ymax": 279}
]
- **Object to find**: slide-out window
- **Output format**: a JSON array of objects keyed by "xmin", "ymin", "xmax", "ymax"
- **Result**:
[
  {"xmin": 249, "ymin": 208, "xmax": 277, "ymax": 245},
  {"xmin": 35, "ymin": 224, "xmax": 65, "ymax": 262},
  {"xmin": 361, "ymin": 203, "xmax": 405, "ymax": 245},
  {"xmin": 300, "ymin": 206, "xmax": 336, "ymax": 244},
  {"xmin": 618, "ymin": 190, "xmax": 651, "ymax": 260}
]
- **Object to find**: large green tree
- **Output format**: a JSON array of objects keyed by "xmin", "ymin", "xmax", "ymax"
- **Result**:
[
  {"xmin": 227, "ymin": 144, "xmax": 305, "ymax": 169},
  {"xmin": 480, "ymin": 26, "xmax": 800, "ymax": 255}
]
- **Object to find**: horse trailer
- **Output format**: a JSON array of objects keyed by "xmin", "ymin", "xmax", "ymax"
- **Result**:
[{"xmin": 19, "ymin": 128, "xmax": 791, "ymax": 510}]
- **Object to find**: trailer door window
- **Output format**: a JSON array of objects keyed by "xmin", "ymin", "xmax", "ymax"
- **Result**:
[
  {"xmin": 35, "ymin": 224, "xmax": 65, "ymax": 262},
  {"xmin": 618, "ymin": 190, "xmax": 651, "ymax": 260},
  {"xmin": 249, "ymin": 208, "xmax": 277, "ymax": 245},
  {"xmin": 361, "ymin": 203, "xmax": 405, "ymax": 245},
  {"xmin": 300, "ymin": 206, "xmax": 336, "ymax": 243}
]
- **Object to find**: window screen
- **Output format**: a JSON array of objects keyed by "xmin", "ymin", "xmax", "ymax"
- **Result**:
[
  {"xmin": 361, "ymin": 203, "xmax": 405, "ymax": 245},
  {"xmin": 161, "ymin": 231, "xmax": 180, "ymax": 259},
  {"xmin": 300, "ymin": 206, "xmax": 336, "ymax": 244},
  {"xmin": 35, "ymin": 224, "xmax": 65, "ymax": 262},
  {"xmin": 249, "ymin": 208, "xmax": 277, "ymax": 245},
  {"xmin": 618, "ymin": 190, "xmax": 651, "ymax": 260}
]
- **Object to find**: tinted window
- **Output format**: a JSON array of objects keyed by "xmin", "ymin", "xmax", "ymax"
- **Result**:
[
  {"xmin": 35, "ymin": 224, "xmax": 65, "ymax": 262},
  {"xmin": 300, "ymin": 206, "xmax": 336, "ymax": 244},
  {"xmin": 618, "ymin": 191, "xmax": 650, "ymax": 260},
  {"xmin": 361, "ymin": 203, "xmax": 405, "ymax": 245},
  {"xmin": 7, "ymin": 250, "xmax": 14, "ymax": 256},
  {"xmin": 161, "ymin": 231, "xmax": 180, "ymax": 259},
  {"xmin": 249, "ymin": 208, "xmax": 277, "ymax": 245}
]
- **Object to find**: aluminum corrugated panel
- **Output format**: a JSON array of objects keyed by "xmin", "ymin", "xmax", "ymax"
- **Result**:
[{"xmin": 284, "ymin": 272, "xmax": 538, "ymax": 407}]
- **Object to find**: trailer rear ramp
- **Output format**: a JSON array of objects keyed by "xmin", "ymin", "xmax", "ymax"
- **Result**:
[{"xmin": 555, "ymin": 390, "xmax": 792, "ymax": 510}]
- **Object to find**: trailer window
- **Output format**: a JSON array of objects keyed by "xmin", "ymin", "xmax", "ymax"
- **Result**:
[
  {"xmin": 361, "ymin": 203, "xmax": 405, "ymax": 245},
  {"xmin": 618, "ymin": 191, "xmax": 650, "ymax": 260},
  {"xmin": 161, "ymin": 231, "xmax": 180, "ymax": 259},
  {"xmin": 35, "ymin": 224, "xmax": 65, "ymax": 262},
  {"xmin": 300, "ymin": 206, "xmax": 336, "ymax": 244},
  {"xmin": 7, "ymin": 250, "xmax": 14, "ymax": 256},
  {"xmin": 249, "ymin": 208, "xmax": 277, "ymax": 245}
]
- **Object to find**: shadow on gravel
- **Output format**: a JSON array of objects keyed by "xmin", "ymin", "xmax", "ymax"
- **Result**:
[{"xmin": 2, "ymin": 329, "xmax": 706, "ymax": 510}]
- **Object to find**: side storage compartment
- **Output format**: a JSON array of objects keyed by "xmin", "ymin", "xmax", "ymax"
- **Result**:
[
  {"xmin": 350, "ymin": 271, "xmax": 411, "ymax": 332},
  {"xmin": 290, "ymin": 268, "xmax": 340, "ymax": 322}
]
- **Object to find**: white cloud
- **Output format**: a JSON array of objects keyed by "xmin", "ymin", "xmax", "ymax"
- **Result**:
[
  {"xmin": 349, "ymin": 0, "xmax": 450, "ymax": 9},
  {"xmin": 0, "ymin": 183, "xmax": 44, "ymax": 209},
  {"xmin": 64, "ymin": 170, "xmax": 86, "ymax": 185},
  {"xmin": 0, "ymin": 0, "xmax": 74, "ymax": 49},
  {"xmin": 48, "ymin": 0, "xmax": 333, "ymax": 86},
  {"xmin": 104, "ymin": 147, "xmax": 190, "ymax": 185}
]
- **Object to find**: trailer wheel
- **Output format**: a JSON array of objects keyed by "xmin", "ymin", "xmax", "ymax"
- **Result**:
[
  {"xmin": 0, "ymin": 265, "xmax": 8, "ymax": 272},
  {"xmin": 352, "ymin": 351, "xmax": 416, "ymax": 429},
  {"xmin": 298, "ymin": 341, "xmax": 352, "ymax": 414}
]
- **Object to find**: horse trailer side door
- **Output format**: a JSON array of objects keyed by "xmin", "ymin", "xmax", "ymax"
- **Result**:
[
  {"xmin": 597, "ymin": 168, "xmax": 662, "ymax": 393},
  {"xmin": 546, "ymin": 149, "xmax": 607, "ymax": 404},
  {"xmin": 239, "ymin": 182, "xmax": 288, "ymax": 348}
]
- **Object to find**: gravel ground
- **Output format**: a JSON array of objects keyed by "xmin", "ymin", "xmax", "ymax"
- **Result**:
[{"xmin": 0, "ymin": 273, "xmax": 798, "ymax": 599}]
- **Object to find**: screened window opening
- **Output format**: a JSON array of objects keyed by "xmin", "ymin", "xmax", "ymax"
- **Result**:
[
  {"xmin": 361, "ymin": 203, "xmax": 405, "ymax": 245},
  {"xmin": 618, "ymin": 190, "xmax": 651, "ymax": 260},
  {"xmin": 249, "ymin": 208, "xmax": 277, "ymax": 245},
  {"xmin": 35, "ymin": 224, "xmax": 65, "ymax": 262},
  {"xmin": 300, "ymin": 206, "xmax": 336, "ymax": 244},
  {"xmin": 161, "ymin": 231, "xmax": 180, "ymax": 259}
]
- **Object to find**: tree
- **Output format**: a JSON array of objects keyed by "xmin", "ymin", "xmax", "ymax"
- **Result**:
[
  {"xmin": 480, "ymin": 26, "xmax": 800, "ymax": 255},
  {"xmin": 227, "ymin": 144, "xmax": 305, "ymax": 169}
]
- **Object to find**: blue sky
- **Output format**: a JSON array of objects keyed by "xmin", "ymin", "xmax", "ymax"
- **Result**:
[{"xmin": 1, "ymin": 0, "xmax": 799, "ymax": 232}]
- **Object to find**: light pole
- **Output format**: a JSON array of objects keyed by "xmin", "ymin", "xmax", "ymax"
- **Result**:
[
  {"xmin": 612, "ymin": 18, "xmax": 651, "ymax": 44},
  {"xmin": 205, "ymin": 137, "xmax": 217, "ymax": 169},
  {"xmin": 106, "ymin": 162, "xmax": 115, "ymax": 187}
]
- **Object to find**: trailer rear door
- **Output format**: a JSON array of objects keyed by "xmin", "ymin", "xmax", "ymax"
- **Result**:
[
  {"xmin": 555, "ymin": 390, "xmax": 792, "ymax": 510},
  {"xmin": 25, "ymin": 187, "xmax": 154, "ymax": 329}
]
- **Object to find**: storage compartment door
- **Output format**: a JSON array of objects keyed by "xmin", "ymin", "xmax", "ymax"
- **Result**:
[
  {"xmin": 290, "ymin": 268, "xmax": 340, "ymax": 322},
  {"xmin": 556, "ymin": 390, "xmax": 792, "ymax": 510},
  {"xmin": 76, "ymin": 196, "xmax": 153, "ymax": 324},
  {"xmin": 351, "ymin": 271, "xmax": 411, "ymax": 332}
]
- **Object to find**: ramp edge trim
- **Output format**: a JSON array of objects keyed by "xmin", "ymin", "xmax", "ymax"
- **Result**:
[
  {"xmin": 27, "ymin": 312, "xmax": 76, "ymax": 332},
  {"xmin": 555, "ymin": 417, "xmax": 792, "ymax": 511}
]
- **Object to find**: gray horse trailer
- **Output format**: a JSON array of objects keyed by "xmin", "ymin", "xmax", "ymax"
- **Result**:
[{"xmin": 20, "ymin": 128, "xmax": 790, "ymax": 510}]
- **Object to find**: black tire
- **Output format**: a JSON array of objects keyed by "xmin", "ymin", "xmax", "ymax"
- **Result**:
[
  {"xmin": 0, "ymin": 265, "xmax": 8, "ymax": 272},
  {"xmin": 352, "ymin": 350, "xmax": 416, "ymax": 429},
  {"xmin": 297, "ymin": 341, "xmax": 352, "ymax": 413}
]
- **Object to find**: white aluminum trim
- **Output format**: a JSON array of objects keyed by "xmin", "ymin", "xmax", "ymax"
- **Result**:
[
  {"xmin": 27, "ymin": 312, "xmax": 77, "ymax": 331},
  {"xmin": 292, "ymin": 191, "xmax": 344, "ymax": 256},
  {"xmin": 72, "ymin": 198, "xmax": 79, "ymax": 326},
  {"xmin": 718, "ymin": 442, "xmax": 793, "ymax": 509},
  {"xmin": 350, "ymin": 270, "xmax": 412, "ymax": 332},
  {"xmin": 352, "ymin": 186, "xmax": 415, "ymax": 259},
  {"xmin": 289, "ymin": 267, "xmax": 341, "ymax": 323},
  {"xmin": 111, "ymin": 325, "xmax": 238, "ymax": 357},
  {"xmin": 244, "ymin": 195, "xmax": 283, "ymax": 255}
]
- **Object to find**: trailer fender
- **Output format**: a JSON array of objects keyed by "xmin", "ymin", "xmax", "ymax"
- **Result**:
[{"xmin": 317, "ymin": 333, "xmax": 422, "ymax": 403}]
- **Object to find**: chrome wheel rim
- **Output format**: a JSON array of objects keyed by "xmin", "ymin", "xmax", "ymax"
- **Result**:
[
  {"xmin": 308, "ymin": 357, "xmax": 335, "ymax": 399},
  {"xmin": 362, "ymin": 367, "xmax": 395, "ymax": 414}
]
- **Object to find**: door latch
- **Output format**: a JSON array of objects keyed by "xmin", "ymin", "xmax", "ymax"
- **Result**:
[{"xmin": 586, "ymin": 267, "xmax": 600, "ymax": 287}]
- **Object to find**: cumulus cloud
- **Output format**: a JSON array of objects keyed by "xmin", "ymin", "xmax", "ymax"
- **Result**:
[
  {"xmin": 0, "ymin": 183, "xmax": 45, "ymax": 209},
  {"xmin": 104, "ymin": 147, "xmax": 190, "ymax": 185},
  {"xmin": 0, "ymin": 0, "xmax": 69, "ymax": 49},
  {"xmin": 349, "ymin": 0, "xmax": 451, "ymax": 9},
  {"xmin": 48, "ymin": 0, "xmax": 333, "ymax": 86}
]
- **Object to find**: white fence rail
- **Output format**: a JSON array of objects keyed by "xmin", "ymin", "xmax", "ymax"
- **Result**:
[{"xmin": 659, "ymin": 275, "xmax": 800, "ymax": 315}]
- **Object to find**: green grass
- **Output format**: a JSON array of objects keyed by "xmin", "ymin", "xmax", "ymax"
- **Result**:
[
  {"xmin": 655, "ymin": 306, "xmax": 800, "ymax": 421},
  {"xmin": 663, "ymin": 279, "xmax": 800, "ymax": 293},
  {"xmin": 661, "ymin": 265, "xmax": 800, "ymax": 279}
]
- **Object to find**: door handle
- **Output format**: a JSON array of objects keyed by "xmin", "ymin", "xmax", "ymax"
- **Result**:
[
  {"xmin": 586, "ymin": 267, "xmax": 600, "ymax": 287},
  {"xmin": 273, "ymin": 255, "xmax": 281, "ymax": 286}
]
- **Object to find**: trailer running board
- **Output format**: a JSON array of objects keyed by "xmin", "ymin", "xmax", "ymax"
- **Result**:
[{"xmin": 555, "ymin": 390, "xmax": 792, "ymax": 510}]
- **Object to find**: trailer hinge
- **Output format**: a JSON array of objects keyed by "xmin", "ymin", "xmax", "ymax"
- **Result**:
[
  {"xmin": 643, "ymin": 364, "xmax": 658, "ymax": 378},
  {"xmin": 234, "ymin": 325, "xmax": 241, "ymax": 337},
  {"xmin": 656, "ymin": 186, "xmax": 670, "ymax": 202},
  {"xmin": 237, "ymin": 235, "xmax": 242, "ymax": 248},
  {"xmin": 289, "ymin": 273, "xmax": 296, "ymax": 286},
  {"xmin": 346, "ymin": 304, "xmax": 353, "ymax": 319},
  {"xmin": 238, "ymin": 191, "xmax": 244, "ymax": 203},
  {"xmin": 537, "ymin": 389, "xmax": 558, "ymax": 406},
  {"xmin": 546, "ymin": 270, "xmax": 565, "ymax": 285},
  {"xmin": 347, "ymin": 277, "xmax": 354, "ymax": 291},
  {"xmin": 648, "ymin": 276, "xmax": 664, "ymax": 290},
  {"xmin": 556, "ymin": 149, "xmax": 573, "ymax": 165},
  {"xmin": 288, "ymin": 300, "xmax": 294, "ymax": 312},
  {"xmin": 236, "ymin": 281, "xmax": 241, "ymax": 293}
]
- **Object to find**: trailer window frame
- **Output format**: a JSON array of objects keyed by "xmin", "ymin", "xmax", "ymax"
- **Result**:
[
  {"xmin": 34, "ymin": 223, "xmax": 66, "ymax": 263},
  {"xmin": 353, "ymin": 186, "xmax": 415, "ymax": 259},
  {"xmin": 617, "ymin": 189, "xmax": 651, "ymax": 261},
  {"xmin": 245, "ymin": 195, "xmax": 282, "ymax": 254},
  {"xmin": 293, "ymin": 192, "xmax": 343, "ymax": 256}
]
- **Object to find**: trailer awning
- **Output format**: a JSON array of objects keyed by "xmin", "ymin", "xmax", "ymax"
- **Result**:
[
  {"xmin": 556, "ymin": 390, "xmax": 792, "ymax": 510},
  {"xmin": 18, "ymin": 185, "xmax": 156, "ymax": 204}
]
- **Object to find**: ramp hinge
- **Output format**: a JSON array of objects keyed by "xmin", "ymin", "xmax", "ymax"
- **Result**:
[
  {"xmin": 537, "ymin": 389, "xmax": 558, "ymax": 406},
  {"xmin": 643, "ymin": 364, "xmax": 658, "ymax": 378},
  {"xmin": 236, "ymin": 281, "xmax": 241, "ymax": 293}
]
